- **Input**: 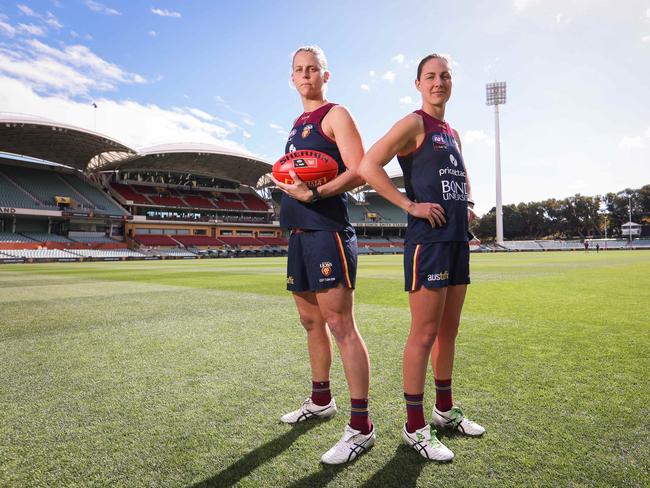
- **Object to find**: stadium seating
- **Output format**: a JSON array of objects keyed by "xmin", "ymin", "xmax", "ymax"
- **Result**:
[
  {"xmin": 630, "ymin": 239, "xmax": 650, "ymax": 248},
  {"xmin": 148, "ymin": 195, "xmax": 186, "ymax": 207},
  {"xmin": 68, "ymin": 249, "xmax": 146, "ymax": 259},
  {"xmin": 173, "ymin": 235, "xmax": 224, "ymax": 247},
  {"xmin": 1, "ymin": 249, "xmax": 79, "ymax": 259},
  {"xmin": 182, "ymin": 196, "xmax": 218, "ymax": 209},
  {"xmin": 0, "ymin": 232, "xmax": 35, "ymax": 242},
  {"xmin": 240, "ymin": 193, "xmax": 269, "ymax": 211},
  {"xmin": 110, "ymin": 183, "xmax": 152, "ymax": 204},
  {"xmin": 1, "ymin": 166, "xmax": 87, "ymax": 210},
  {"xmin": 218, "ymin": 236, "xmax": 264, "ymax": 246},
  {"xmin": 22, "ymin": 233, "xmax": 73, "ymax": 243},
  {"xmin": 134, "ymin": 235, "xmax": 179, "ymax": 246},
  {"xmin": 347, "ymin": 203, "xmax": 371, "ymax": 223},
  {"xmin": 364, "ymin": 194, "xmax": 407, "ymax": 223},
  {"xmin": 157, "ymin": 248, "xmax": 198, "ymax": 257},
  {"xmin": 257, "ymin": 237, "xmax": 288, "ymax": 246},
  {"xmin": 68, "ymin": 232, "xmax": 117, "ymax": 244},
  {"xmin": 59, "ymin": 174, "xmax": 127, "ymax": 215},
  {"xmin": 0, "ymin": 171, "xmax": 44, "ymax": 209},
  {"xmin": 500, "ymin": 241, "xmax": 543, "ymax": 251}
]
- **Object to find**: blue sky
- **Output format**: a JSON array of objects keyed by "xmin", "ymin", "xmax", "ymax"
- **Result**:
[{"xmin": 0, "ymin": 0, "xmax": 649, "ymax": 214}]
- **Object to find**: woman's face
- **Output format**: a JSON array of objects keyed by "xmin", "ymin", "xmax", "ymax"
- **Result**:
[
  {"xmin": 291, "ymin": 50, "xmax": 329, "ymax": 98},
  {"xmin": 415, "ymin": 58, "xmax": 452, "ymax": 107}
]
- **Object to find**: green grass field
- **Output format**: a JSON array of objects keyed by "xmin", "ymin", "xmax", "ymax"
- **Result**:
[{"xmin": 1, "ymin": 251, "xmax": 649, "ymax": 487}]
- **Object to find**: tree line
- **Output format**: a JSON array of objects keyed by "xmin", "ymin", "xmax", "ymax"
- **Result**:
[{"xmin": 471, "ymin": 185, "xmax": 650, "ymax": 240}]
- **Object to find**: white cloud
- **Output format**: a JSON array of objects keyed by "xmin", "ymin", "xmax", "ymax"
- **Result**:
[
  {"xmin": 243, "ymin": 130, "xmax": 252, "ymax": 139},
  {"xmin": 464, "ymin": 129, "xmax": 495, "ymax": 146},
  {"xmin": 369, "ymin": 70, "xmax": 375, "ymax": 77},
  {"xmin": 646, "ymin": 127, "xmax": 650, "ymax": 138},
  {"xmin": 360, "ymin": 84, "xmax": 369, "ymax": 91},
  {"xmin": 392, "ymin": 54, "xmax": 405, "ymax": 64},
  {"xmin": 382, "ymin": 70, "xmax": 396, "ymax": 82},
  {"xmin": 17, "ymin": 23, "xmax": 46, "ymax": 36},
  {"xmin": 151, "ymin": 8, "xmax": 181, "ymax": 18},
  {"xmin": 186, "ymin": 107, "xmax": 214, "ymax": 121},
  {"xmin": 0, "ymin": 15, "xmax": 17, "ymax": 36},
  {"xmin": 399, "ymin": 96, "xmax": 412, "ymax": 104},
  {"xmin": 0, "ymin": 39, "xmax": 145, "ymax": 96},
  {"xmin": 0, "ymin": 76, "xmax": 250, "ymax": 151},
  {"xmin": 17, "ymin": 5, "xmax": 36, "ymax": 16},
  {"xmin": 17, "ymin": 5, "xmax": 63, "ymax": 30},
  {"xmin": 514, "ymin": 0, "xmax": 539, "ymax": 11},
  {"xmin": 618, "ymin": 135, "xmax": 644, "ymax": 149},
  {"xmin": 642, "ymin": 35, "xmax": 650, "ymax": 42},
  {"xmin": 85, "ymin": 1, "xmax": 121, "ymax": 16},
  {"xmin": 269, "ymin": 123, "xmax": 283, "ymax": 130},
  {"xmin": 242, "ymin": 117, "xmax": 254, "ymax": 127},
  {"xmin": 148, "ymin": 30, "xmax": 157, "ymax": 37},
  {"xmin": 269, "ymin": 123, "xmax": 288, "ymax": 137},
  {"xmin": 647, "ymin": 7, "xmax": 650, "ymax": 18}
]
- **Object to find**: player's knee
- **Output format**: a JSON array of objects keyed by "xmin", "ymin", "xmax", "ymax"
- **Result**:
[
  {"xmin": 298, "ymin": 314, "xmax": 323, "ymax": 331},
  {"xmin": 437, "ymin": 323, "xmax": 460, "ymax": 342},
  {"xmin": 324, "ymin": 314, "xmax": 355, "ymax": 340},
  {"xmin": 411, "ymin": 324, "xmax": 438, "ymax": 349}
]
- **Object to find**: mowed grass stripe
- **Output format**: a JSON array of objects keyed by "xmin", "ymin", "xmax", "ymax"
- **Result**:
[{"xmin": 0, "ymin": 252, "xmax": 648, "ymax": 487}]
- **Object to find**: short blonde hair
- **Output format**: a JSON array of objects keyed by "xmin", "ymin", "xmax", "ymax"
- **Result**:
[{"xmin": 292, "ymin": 45, "xmax": 328, "ymax": 71}]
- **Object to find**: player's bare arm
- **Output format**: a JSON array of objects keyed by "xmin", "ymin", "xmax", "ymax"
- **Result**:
[{"xmin": 359, "ymin": 114, "xmax": 446, "ymax": 228}]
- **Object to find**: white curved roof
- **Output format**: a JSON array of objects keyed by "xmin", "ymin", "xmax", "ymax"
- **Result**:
[
  {"xmin": 100, "ymin": 142, "xmax": 272, "ymax": 187},
  {"xmin": 0, "ymin": 112, "xmax": 135, "ymax": 170}
]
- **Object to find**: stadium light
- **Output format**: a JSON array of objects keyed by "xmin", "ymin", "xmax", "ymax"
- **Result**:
[{"xmin": 486, "ymin": 81, "xmax": 506, "ymax": 244}]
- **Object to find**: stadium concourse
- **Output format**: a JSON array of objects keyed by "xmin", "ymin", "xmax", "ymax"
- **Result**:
[{"xmin": 0, "ymin": 112, "xmax": 647, "ymax": 264}]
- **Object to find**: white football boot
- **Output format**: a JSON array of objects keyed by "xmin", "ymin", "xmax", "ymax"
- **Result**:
[
  {"xmin": 401, "ymin": 423, "xmax": 454, "ymax": 462},
  {"xmin": 432, "ymin": 406, "xmax": 485, "ymax": 436},
  {"xmin": 321, "ymin": 424, "xmax": 376, "ymax": 464},
  {"xmin": 280, "ymin": 397, "xmax": 337, "ymax": 424}
]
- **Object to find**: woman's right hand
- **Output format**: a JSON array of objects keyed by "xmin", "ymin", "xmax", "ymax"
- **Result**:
[{"xmin": 407, "ymin": 202, "xmax": 446, "ymax": 228}]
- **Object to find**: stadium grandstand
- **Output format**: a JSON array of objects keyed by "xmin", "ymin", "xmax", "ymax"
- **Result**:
[{"xmin": 0, "ymin": 113, "xmax": 645, "ymax": 264}]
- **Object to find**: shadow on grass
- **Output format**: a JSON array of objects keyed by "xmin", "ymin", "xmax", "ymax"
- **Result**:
[
  {"xmin": 285, "ymin": 463, "xmax": 347, "ymax": 488},
  {"xmin": 359, "ymin": 444, "xmax": 429, "ymax": 488},
  {"xmin": 189, "ymin": 422, "xmax": 319, "ymax": 488}
]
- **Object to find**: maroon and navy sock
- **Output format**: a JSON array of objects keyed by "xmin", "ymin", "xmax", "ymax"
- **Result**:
[
  {"xmin": 434, "ymin": 378, "xmax": 453, "ymax": 412},
  {"xmin": 311, "ymin": 380, "xmax": 331, "ymax": 406},
  {"xmin": 404, "ymin": 392, "xmax": 426, "ymax": 433},
  {"xmin": 349, "ymin": 398, "xmax": 372, "ymax": 435}
]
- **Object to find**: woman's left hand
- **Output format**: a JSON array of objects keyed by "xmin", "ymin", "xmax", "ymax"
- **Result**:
[{"xmin": 270, "ymin": 170, "xmax": 313, "ymax": 203}]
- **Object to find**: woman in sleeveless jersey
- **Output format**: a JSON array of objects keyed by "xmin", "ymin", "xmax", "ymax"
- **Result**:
[
  {"xmin": 358, "ymin": 54, "xmax": 484, "ymax": 462},
  {"xmin": 271, "ymin": 45, "xmax": 374, "ymax": 465}
]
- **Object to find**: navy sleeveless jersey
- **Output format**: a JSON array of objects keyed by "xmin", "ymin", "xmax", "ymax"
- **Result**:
[
  {"xmin": 398, "ymin": 110, "xmax": 469, "ymax": 243},
  {"xmin": 279, "ymin": 102, "xmax": 351, "ymax": 231}
]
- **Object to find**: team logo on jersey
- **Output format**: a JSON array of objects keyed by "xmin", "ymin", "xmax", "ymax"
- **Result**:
[
  {"xmin": 289, "ymin": 143, "xmax": 296, "ymax": 152},
  {"xmin": 302, "ymin": 124, "xmax": 313, "ymax": 139},
  {"xmin": 320, "ymin": 261, "xmax": 333, "ymax": 277},
  {"xmin": 432, "ymin": 134, "xmax": 448, "ymax": 151},
  {"xmin": 449, "ymin": 154, "xmax": 458, "ymax": 167}
]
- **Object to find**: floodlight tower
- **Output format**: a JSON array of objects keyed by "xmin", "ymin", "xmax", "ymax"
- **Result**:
[{"xmin": 486, "ymin": 82, "xmax": 507, "ymax": 244}]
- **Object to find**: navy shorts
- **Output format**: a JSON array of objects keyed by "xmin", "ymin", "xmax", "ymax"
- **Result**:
[
  {"xmin": 287, "ymin": 229, "xmax": 357, "ymax": 292},
  {"xmin": 404, "ymin": 241, "xmax": 470, "ymax": 291}
]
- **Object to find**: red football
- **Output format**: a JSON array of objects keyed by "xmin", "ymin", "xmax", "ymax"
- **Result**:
[{"xmin": 272, "ymin": 150, "xmax": 338, "ymax": 189}]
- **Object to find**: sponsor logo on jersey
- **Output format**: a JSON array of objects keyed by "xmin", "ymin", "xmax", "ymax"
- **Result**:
[
  {"xmin": 289, "ymin": 143, "xmax": 296, "ymax": 152},
  {"xmin": 289, "ymin": 129, "xmax": 297, "ymax": 139},
  {"xmin": 302, "ymin": 124, "xmax": 313, "ymax": 139},
  {"xmin": 432, "ymin": 134, "xmax": 448, "ymax": 151},
  {"xmin": 287, "ymin": 276, "xmax": 294, "ymax": 285},
  {"xmin": 320, "ymin": 261, "xmax": 333, "ymax": 277},
  {"xmin": 427, "ymin": 270, "xmax": 449, "ymax": 282},
  {"xmin": 450, "ymin": 154, "xmax": 458, "ymax": 167}
]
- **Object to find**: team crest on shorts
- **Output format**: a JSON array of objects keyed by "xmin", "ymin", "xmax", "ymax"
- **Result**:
[
  {"xmin": 320, "ymin": 261, "xmax": 332, "ymax": 277},
  {"xmin": 302, "ymin": 124, "xmax": 313, "ymax": 139}
]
